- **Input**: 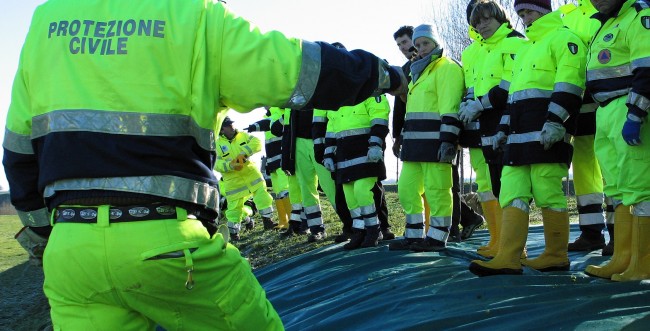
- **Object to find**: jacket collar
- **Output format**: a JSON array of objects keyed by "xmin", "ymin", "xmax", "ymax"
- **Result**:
[{"xmin": 525, "ymin": 11, "xmax": 564, "ymax": 41}]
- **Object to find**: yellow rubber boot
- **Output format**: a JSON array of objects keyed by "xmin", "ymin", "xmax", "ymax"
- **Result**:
[
  {"xmin": 585, "ymin": 205, "xmax": 633, "ymax": 279},
  {"xmin": 469, "ymin": 207, "xmax": 529, "ymax": 276},
  {"xmin": 477, "ymin": 200, "xmax": 502, "ymax": 258},
  {"xmin": 611, "ymin": 215, "xmax": 650, "ymax": 282},
  {"xmin": 274, "ymin": 197, "xmax": 290, "ymax": 230},
  {"xmin": 522, "ymin": 208, "xmax": 570, "ymax": 272}
]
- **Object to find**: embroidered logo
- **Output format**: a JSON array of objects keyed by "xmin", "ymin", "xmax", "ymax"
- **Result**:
[
  {"xmin": 60, "ymin": 209, "xmax": 75, "ymax": 219},
  {"xmin": 220, "ymin": 145, "xmax": 229, "ymax": 153},
  {"xmin": 642, "ymin": 16, "xmax": 650, "ymax": 30},
  {"xmin": 568, "ymin": 42, "xmax": 579, "ymax": 55},
  {"xmin": 603, "ymin": 33, "xmax": 614, "ymax": 42},
  {"xmin": 598, "ymin": 49, "xmax": 612, "ymax": 64},
  {"xmin": 156, "ymin": 205, "xmax": 176, "ymax": 216}
]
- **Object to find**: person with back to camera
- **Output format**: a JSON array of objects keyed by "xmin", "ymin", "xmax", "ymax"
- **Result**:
[{"xmin": 4, "ymin": 0, "xmax": 407, "ymax": 329}]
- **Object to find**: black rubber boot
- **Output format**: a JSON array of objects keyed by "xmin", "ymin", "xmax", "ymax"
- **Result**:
[
  {"xmin": 388, "ymin": 238, "xmax": 423, "ymax": 251},
  {"xmin": 568, "ymin": 225, "xmax": 605, "ymax": 252},
  {"xmin": 343, "ymin": 228, "xmax": 366, "ymax": 250},
  {"xmin": 335, "ymin": 228, "xmax": 353, "ymax": 243},
  {"xmin": 263, "ymin": 217, "xmax": 278, "ymax": 230},
  {"xmin": 361, "ymin": 225, "xmax": 383, "ymax": 248},
  {"xmin": 381, "ymin": 227, "xmax": 396, "ymax": 240},
  {"xmin": 410, "ymin": 236, "xmax": 446, "ymax": 252},
  {"xmin": 280, "ymin": 221, "xmax": 301, "ymax": 238}
]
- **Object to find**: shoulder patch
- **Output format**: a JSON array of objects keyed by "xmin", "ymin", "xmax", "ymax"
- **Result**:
[
  {"xmin": 568, "ymin": 42, "xmax": 579, "ymax": 55},
  {"xmin": 642, "ymin": 16, "xmax": 650, "ymax": 29}
]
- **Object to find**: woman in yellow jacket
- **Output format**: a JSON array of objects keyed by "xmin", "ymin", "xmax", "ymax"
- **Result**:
[
  {"xmin": 460, "ymin": 0, "xmax": 525, "ymax": 258},
  {"xmin": 389, "ymin": 24, "xmax": 465, "ymax": 252}
]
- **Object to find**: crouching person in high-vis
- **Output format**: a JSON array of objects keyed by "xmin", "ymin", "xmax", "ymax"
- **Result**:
[
  {"xmin": 216, "ymin": 116, "xmax": 277, "ymax": 240},
  {"xmin": 4, "ymin": 0, "xmax": 408, "ymax": 328}
]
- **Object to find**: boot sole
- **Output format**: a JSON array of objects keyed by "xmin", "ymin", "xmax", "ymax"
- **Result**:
[{"xmin": 469, "ymin": 262, "xmax": 523, "ymax": 277}]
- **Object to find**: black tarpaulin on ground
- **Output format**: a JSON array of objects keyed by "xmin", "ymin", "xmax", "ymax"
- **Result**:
[{"xmin": 254, "ymin": 225, "xmax": 650, "ymax": 330}]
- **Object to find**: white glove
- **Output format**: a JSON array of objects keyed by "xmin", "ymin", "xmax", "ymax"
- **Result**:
[
  {"xmin": 367, "ymin": 146, "xmax": 383, "ymax": 162},
  {"xmin": 437, "ymin": 142, "xmax": 457, "ymax": 163},
  {"xmin": 15, "ymin": 227, "xmax": 48, "ymax": 266},
  {"xmin": 459, "ymin": 99, "xmax": 484, "ymax": 124},
  {"xmin": 323, "ymin": 158, "xmax": 336, "ymax": 172},
  {"xmin": 486, "ymin": 131, "xmax": 507, "ymax": 151},
  {"xmin": 539, "ymin": 121, "xmax": 566, "ymax": 150}
]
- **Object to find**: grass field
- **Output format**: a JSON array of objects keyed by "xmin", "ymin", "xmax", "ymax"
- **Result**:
[{"xmin": 0, "ymin": 192, "xmax": 578, "ymax": 330}]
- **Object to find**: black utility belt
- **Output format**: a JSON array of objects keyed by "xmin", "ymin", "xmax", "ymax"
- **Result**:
[{"xmin": 54, "ymin": 203, "xmax": 181, "ymax": 224}]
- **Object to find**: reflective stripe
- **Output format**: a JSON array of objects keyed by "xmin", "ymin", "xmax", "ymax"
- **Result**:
[
  {"xmin": 500, "ymin": 115, "xmax": 510, "ymax": 125},
  {"xmin": 336, "ymin": 128, "xmax": 370, "ymax": 139},
  {"xmin": 549, "ymin": 102, "xmax": 570, "ymax": 122},
  {"xmin": 580, "ymin": 103, "xmax": 597, "ymax": 114},
  {"xmin": 313, "ymin": 116, "xmax": 327, "ymax": 123},
  {"xmin": 631, "ymin": 57, "xmax": 650, "ymax": 71},
  {"xmin": 227, "ymin": 222, "xmax": 241, "ymax": 233},
  {"xmin": 593, "ymin": 89, "xmax": 630, "ymax": 104},
  {"xmin": 360, "ymin": 204, "xmax": 376, "ymax": 216},
  {"xmin": 259, "ymin": 207, "xmax": 273, "ymax": 218},
  {"xmin": 325, "ymin": 132, "xmax": 336, "ymax": 139},
  {"xmin": 480, "ymin": 95, "xmax": 493, "ymax": 110},
  {"xmin": 578, "ymin": 213, "xmax": 605, "ymax": 226},
  {"xmin": 402, "ymin": 131, "xmax": 440, "ymax": 140},
  {"xmin": 406, "ymin": 213, "xmax": 424, "ymax": 224},
  {"xmin": 267, "ymin": 136, "xmax": 282, "ymax": 144},
  {"xmin": 325, "ymin": 146, "xmax": 336, "ymax": 155},
  {"xmin": 507, "ymin": 132, "xmax": 541, "ymax": 144},
  {"xmin": 17, "ymin": 208, "xmax": 51, "ymax": 227},
  {"xmin": 499, "ymin": 80, "xmax": 510, "ymax": 91},
  {"xmin": 429, "ymin": 216, "xmax": 451, "ymax": 227},
  {"xmin": 353, "ymin": 218, "xmax": 365, "ymax": 229},
  {"xmin": 632, "ymin": 202, "xmax": 650, "ymax": 217},
  {"xmin": 464, "ymin": 121, "xmax": 480, "ymax": 130},
  {"xmin": 371, "ymin": 118, "xmax": 389, "ymax": 127},
  {"xmin": 577, "ymin": 193, "xmax": 604, "ymax": 207},
  {"xmin": 481, "ymin": 136, "xmax": 492, "ymax": 146},
  {"xmin": 44, "ymin": 175, "xmax": 219, "ymax": 211},
  {"xmin": 242, "ymin": 145, "xmax": 253, "ymax": 155},
  {"xmin": 405, "ymin": 228, "xmax": 424, "ymax": 239},
  {"xmin": 507, "ymin": 198, "xmax": 530, "ymax": 213},
  {"xmin": 426, "ymin": 227, "xmax": 449, "ymax": 242},
  {"xmin": 405, "ymin": 112, "xmax": 441, "ymax": 120},
  {"xmin": 267, "ymin": 154, "xmax": 281, "ymax": 163},
  {"xmin": 554, "ymin": 82, "xmax": 583, "ymax": 97},
  {"xmin": 478, "ymin": 191, "xmax": 497, "ymax": 202},
  {"xmin": 32, "ymin": 110, "xmax": 216, "ymax": 151},
  {"xmin": 226, "ymin": 185, "xmax": 249, "ymax": 196},
  {"xmin": 304, "ymin": 205, "xmax": 321, "ymax": 214},
  {"xmin": 350, "ymin": 207, "xmax": 362, "ymax": 218},
  {"xmin": 284, "ymin": 41, "xmax": 320, "ymax": 109},
  {"xmin": 307, "ymin": 217, "xmax": 323, "ymax": 227},
  {"xmin": 508, "ymin": 132, "xmax": 572, "ymax": 144},
  {"xmin": 441, "ymin": 124, "xmax": 460, "ymax": 136},
  {"xmin": 510, "ymin": 89, "xmax": 553, "ymax": 102},
  {"xmin": 337, "ymin": 156, "xmax": 368, "ymax": 169},
  {"xmin": 313, "ymin": 137, "xmax": 325, "ymax": 145},
  {"xmin": 250, "ymin": 177, "xmax": 263, "ymax": 186},
  {"xmin": 628, "ymin": 92, "xmax": 650, "ymax": 112},
  {"xmin": 3, "ymin": 129, "xmax": 33, "ymax": 154},
  {"xmin": 369, "ymin": 136, "xmax": 383, "ymax": 145},
  {"xmin": 586, "ymin": 64, "xmax": 632, "ymax": 81},
  {"xmin": 364, "ymin": 215, "xmax": 379, "ymax": 226}
]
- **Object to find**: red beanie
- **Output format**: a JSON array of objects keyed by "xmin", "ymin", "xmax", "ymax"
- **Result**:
[{"xmin": 514, "ymin": 0, "xmax": 552, "ymax": 14}]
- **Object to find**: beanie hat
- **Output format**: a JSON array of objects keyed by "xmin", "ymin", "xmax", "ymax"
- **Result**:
[
  {"xmin": 514, "ymin": 0, "xmax": 552, "ymax": 15},
  {"xmin": 466, "ymin": 0, "xmax": 479, "ymax": 24},
  {"xmin": 412, "ymin": 24, "xmax": 436, "ymax": 44}
]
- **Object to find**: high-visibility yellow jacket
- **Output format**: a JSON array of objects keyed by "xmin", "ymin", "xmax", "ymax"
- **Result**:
[
  {"xmin": 461, "ymin": 24, "xmax": 525, "ymax": 159},
  {"xmin": 586, "ymin": 0, "xmax": 650, "ymax": 120},
  {"xmin": 323, "ymin": 95, "xmax": 390, "ymax": 183},
  {"xmin": 459, "ymin": 27, "xmax": 483, "ymax": 149},
  {"xmin": 560, "ymin": 0, "xmax": 600, "ymax": 137},
  {"xmin": 248, "ymin": 107, "xmax": 284, "ymax": 174},
  {"xmin": 501, "ymin": 11, "xmax": 586, "ymax": 167},
  {"xmin": 3, "ymin": 0, "xmax": 397, "ymax": 225},
  {"xmin": 401, "ymin": 56, "xmax": 464, "ymax": 162},
  {"xmin": 215, "ymin": 131, "xmax": 264, "ymax": 199}
]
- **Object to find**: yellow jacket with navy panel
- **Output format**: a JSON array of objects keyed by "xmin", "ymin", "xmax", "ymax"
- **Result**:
[
  {"xmin": 500, "ymin": 11, "xmax": 586, "ymax": 167},
  {"xmin": 215, "ymin": 131, "xmax": 265, "ymax": 200},
  {"xmin": 3, "ymin": 0, "xmax": 400, "ymax": 227}
]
